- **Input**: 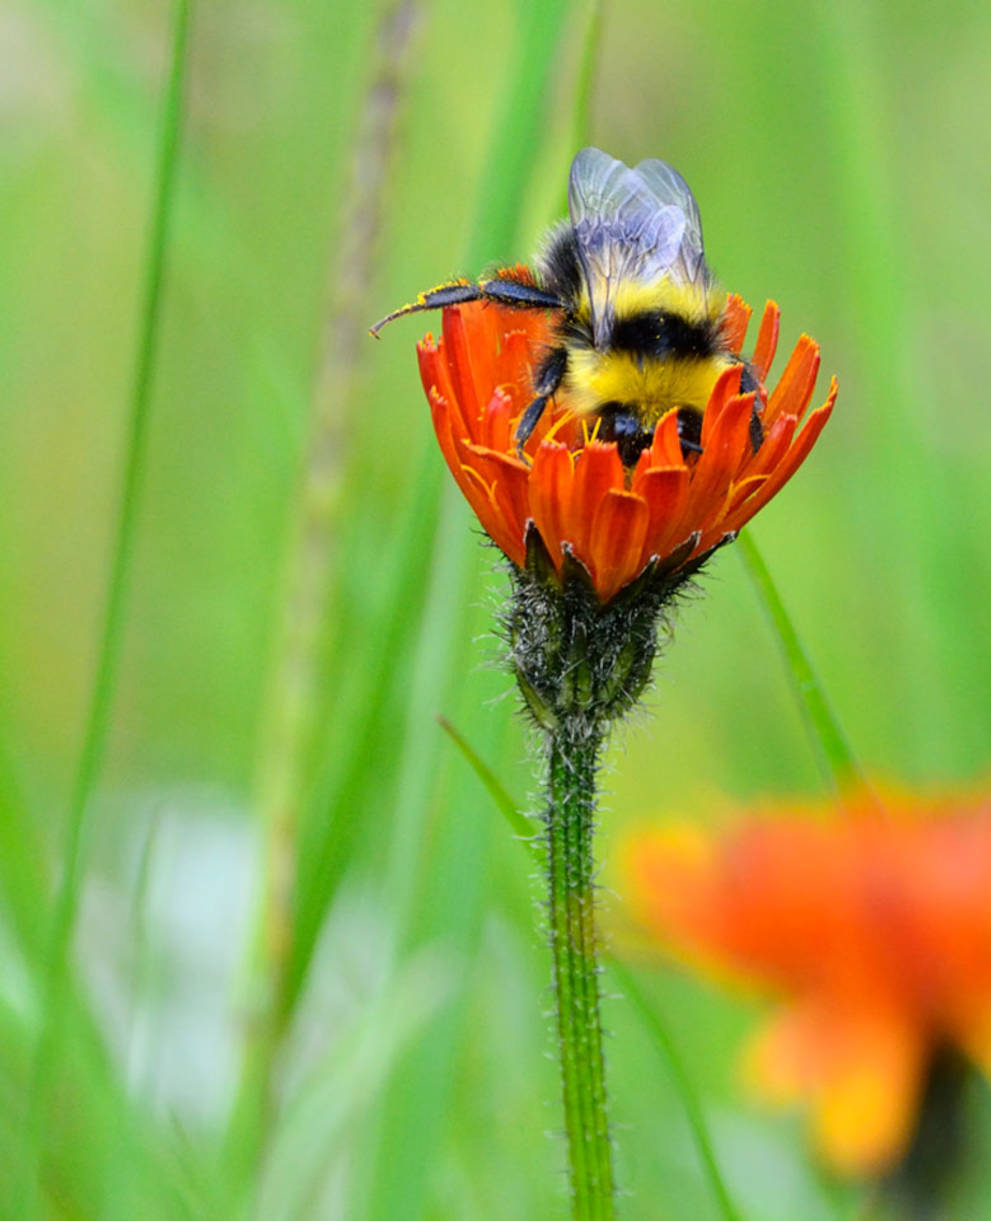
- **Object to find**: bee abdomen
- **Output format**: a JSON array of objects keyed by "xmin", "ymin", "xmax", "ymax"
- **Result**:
[
  {"xmin": 597, "ymin": 402, "xmax": 707, "ymax": 468},
  {"xmin": 609, "ymin": 310, "xmax": 720, "ymax": 360},
  {"xmin": 595, "ymin": 403, "xmax": 653, "ymax": 467}
]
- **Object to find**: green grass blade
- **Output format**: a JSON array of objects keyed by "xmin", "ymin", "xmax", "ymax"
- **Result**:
[
  {"xmin": 610, "ymin": 962, "xmax": 745, "ymax": 1221},
  {"xmin": 284, "ymin": 442, "xmax": 444, "ymax": 1018},
  {"xmin": 438, "ymin": 715, "xmax": 539, "ymax": 855},
  {"xmin": 737, "ymin": 530, "xmax": 862, "ymax": 794},
  {"xmin": 18, "ymin": 1, "xmax": 193, "ymax": 1210},
  {"xmin": 224, "ymin": 0, "xmax": 423, "ymax": 1186}
]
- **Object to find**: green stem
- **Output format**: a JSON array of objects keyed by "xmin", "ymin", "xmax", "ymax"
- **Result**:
[{"xmin": 546, "ymin": 724, "xmax": 615, "ymax": 1220}]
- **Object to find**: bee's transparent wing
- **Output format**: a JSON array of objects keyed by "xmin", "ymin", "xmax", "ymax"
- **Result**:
[
  {"xmin": 630, "ymin": 157, "xmax": 705, "ymax": 281},
  {"xmin": 568, "ymin": 147, "xmax": 707, "ymax": 345}
]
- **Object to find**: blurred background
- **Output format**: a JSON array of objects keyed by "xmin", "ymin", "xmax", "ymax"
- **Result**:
[{"xmin": 3, "ymin": 0, "xmax": 991, "ymax": 1217}]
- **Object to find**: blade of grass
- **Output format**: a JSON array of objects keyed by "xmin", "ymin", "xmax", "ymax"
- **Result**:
[
  {"xmin": 809, "ymin": 0, "xmax": 971, "ymax": 773},
  {"xmin": 437, "ymin": 715, "xmax": 744, "ymax": 1221},
  {"xmin": 224, "ymin": 0, "xmax": 423, "ymax": 1187},
  {"xmin": 17, "ymin": 2, "xmax": 193, "ymax": 1212},
  {"xmin": 253, "ymin": 948, "xmax": 454, "ymax": 1221},
  {"xmin": 610, "ymin": 962, "xmax": 745, "ymax": 1221},
  {"xmin": 283, "ymin": 440, "xmax": 445, "ymax": 1016},
  {"xmin": 437, "ymin": 715, "xmax": 537, "ymax": 849},
  {"xmin": 0, "ymin": 742, "xmax": 49, "ymax": 965},
  {"xmin": 36, "ymin": 0, "xmax": 366, "ymax": 453},
  {"xmin": 0, "ymin": 994, "xmax": 196, "ymax": 1221},
  {"xmin": 0, "ymin": 745, "xmax": 210, "ymax": 1218},
  {"xmin": 737, "ymin": 530, "xmax": 863, "ymax": 795}
]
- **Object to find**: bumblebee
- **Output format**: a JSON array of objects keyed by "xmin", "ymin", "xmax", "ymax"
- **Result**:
[{"xmin": 371, "ymin": 147, "xmax": 762, "ymax": 466}]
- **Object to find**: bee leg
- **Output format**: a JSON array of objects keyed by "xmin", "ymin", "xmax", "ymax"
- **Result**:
[
  {"xmin": 370, "ymin": 280, "xmax": 486, "ymax": 336},
  {"xmin": 371, "ymin": 275, "xmax": 563, "ymax": 337},
  {"xmin": 613, "ymin": 415, "xmax": 653, "ymax": 467},
  {"xmin": 515, "ymin": 395, "xmax": 551, "ymax": 451},
  {"xmin": 515, "ymin": 346, "xmax": 569, "ymax": 453},
  {"xmin": 477, "ymin": 276, "xmax": 563, "ymax": 311},
  {"xmin": 739, "ymin": 362, "xmax": 764, "ymax": 452},
  {"xmin": 676, "ymin": 407, "xmax": 704, "ymax": 458}
]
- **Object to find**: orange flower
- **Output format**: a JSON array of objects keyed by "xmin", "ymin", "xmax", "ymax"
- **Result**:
[
  {"xmin": 623, "ymin": 792, "xmax": 991, "ymax": 1177},
  {"xmin": 418, "ymin": 292, "xmax": 835, "ymax": 601}
]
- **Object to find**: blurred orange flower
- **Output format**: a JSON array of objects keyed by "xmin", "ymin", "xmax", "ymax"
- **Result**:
[
  {"xmin": 417, "ymin": 291, "xmax": 835, "ymax": 602},
  {"xmin": 623, "ymin": 792, "xmax": 991, "ymax": 1177}
]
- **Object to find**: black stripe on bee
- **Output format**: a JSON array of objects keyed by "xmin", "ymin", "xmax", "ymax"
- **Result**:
[{"xmin": 608, "ymin": 310, "xmax": 721, "ymax": 361}]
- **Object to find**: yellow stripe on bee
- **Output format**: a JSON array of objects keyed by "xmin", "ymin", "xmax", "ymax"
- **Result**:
[
  {"xmin": 609, "ymin": 278, "xmax": 727, "ymax": 323},
  {"xmin": 565, "ymin": 348, "xmax": 733, "ymax": 424},
  {"xmin": 572, "ymin": 279, "xmax": 727, "ymax": 327}
]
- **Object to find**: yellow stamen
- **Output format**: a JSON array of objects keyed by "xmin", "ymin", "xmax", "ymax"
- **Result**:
[{"xmin": 542, "ymin": 408, "xmax": 575, "ymax": 447}]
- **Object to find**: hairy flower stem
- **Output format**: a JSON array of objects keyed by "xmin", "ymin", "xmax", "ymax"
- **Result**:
[
  {"xmin": 506, "ymin": 532, "xmax": 723, "ymax": 1216},
  {"xmin": 545, "ymin": 723, "xmax": 615, "ymax": 1218}
]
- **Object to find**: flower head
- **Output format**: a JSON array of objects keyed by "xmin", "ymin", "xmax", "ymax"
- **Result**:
[
  {"xmin": 622, "ymin": 792, "xmax": 991, "ymax": 1177},
  {"xmin": 418, "ymin": 290, "xmax": 835, "ymax": 602}
]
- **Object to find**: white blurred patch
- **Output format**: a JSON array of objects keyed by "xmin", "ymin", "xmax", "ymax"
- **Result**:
[{"xmin": 79, "ymin": 786, "xmax": 258, "ymax": 1128}]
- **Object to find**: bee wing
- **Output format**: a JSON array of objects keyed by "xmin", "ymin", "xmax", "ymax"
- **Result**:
[{"xmin": 568, "ymin": 147, "xmax": 707, "ymax": 345}]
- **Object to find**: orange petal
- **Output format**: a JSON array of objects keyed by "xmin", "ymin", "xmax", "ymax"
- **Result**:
[
  {"xmin": 700, "ymin": 365, "xmax": 744, "ymax": 448},
  {"xmin": 429, "ymin": 389, "xmax": 487, "ymax": 514},
  {"xmin": 501, "ymin": 329, "xmax": 540, "ymax": 408},
  {"xmin": 419, "ymin": 336, "xmax": 468, "ymax": 439},
  {"xmin": 570, "ymin": 440, "xmax": 625, "ymax": 561},
  {"xmin": 457, "ymin": 462, "xmax": 524, "ymax": 563},
  {"xmin": 690, "ymin": 393, "xmax": 756, "ymax": 527},
  {"xmin": 416, "ymin": 335, "xmax": 442, "ymax": 393},
  {"xmin": 744, "ymin": 1004, "xmax": 925, "ymax": 1178},
  {"xmin": 726, "ymin": 385, "xmax": 835, "ymax": 533},
  {"xmin": 725, "ymin": 473, "xmax": 769, "ymax": 517},
  {"xmin": 636, "ymin": 466, "xmax": 691, "ymax": 560},
  {"xmin": 478, "ymin": 387, "xmax": 516, "ymax": 453},
  {"xmin": 722, "ymin": 293, "xmax": 752, "ymax": 353},
  {"xmin": 589, "ymin": 489, "xmax": 650, "ymax": 601},
  {"xmin": 813, "ymin": 1020, "xmax": 924, "ymax": 1178},
  {"xmin": 528, "ymin": 441, "xmax": 574, "ymax": 570},
  {"xmin": 649, "ymin": 408, "xmax": 688, "ymax": 468},
  {"xmin": 465, "ymin": 445, "xmax": 531, "ymax": 563},
  {"xmin": 739, "ymin": 412, "xmax": 798, "ymax": 482},
  {"xmin": 767, "ymin": 334, "xmax": 820, "ymax": 426},
  {"xmin": 751, "ymin": 300, "xmax": 780, "ymax": 381},
  {"xmin": 441, "ymin": 307, "xmax": 485, "ymax": 423}
]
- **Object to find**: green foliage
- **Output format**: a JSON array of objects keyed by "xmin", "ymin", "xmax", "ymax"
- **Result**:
[{"xmin": 3, "ymin": 0, "xmax": 991, "ymax": 1217}]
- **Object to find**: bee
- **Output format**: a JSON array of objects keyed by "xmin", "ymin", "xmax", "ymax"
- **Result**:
[{"xmin": 371, "ymin": 147, "xmax": 762, "ymax": 466}]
